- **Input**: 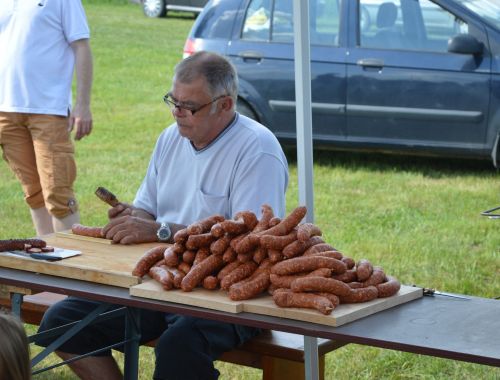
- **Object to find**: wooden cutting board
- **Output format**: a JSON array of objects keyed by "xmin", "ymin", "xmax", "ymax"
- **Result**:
[
  {"xmin": 130, "ymin": 280, "xmax": 422, "ymax": 327},
  {"xmin": 0, "ymin": 233, "xmax": 168, "ymax": 288}
]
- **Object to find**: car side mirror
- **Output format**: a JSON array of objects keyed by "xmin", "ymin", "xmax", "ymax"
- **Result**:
[{"xmin": 448, "ymin": 34, "xmax": 483, "ymax": 55}]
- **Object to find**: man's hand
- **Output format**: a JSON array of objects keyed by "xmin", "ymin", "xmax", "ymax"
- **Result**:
[
  {"xmin": 102, "ymin": 216, "xmax": 159, "ymax": 244},
  {"xmin": 108, "ymin": 203, "xmax": 134, "ymax": 219},
  {"xmin": 68, "ymin": 104, "xmax": 92, "ymax": 140}
]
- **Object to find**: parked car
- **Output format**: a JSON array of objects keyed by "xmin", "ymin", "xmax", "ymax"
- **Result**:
[
  {"xmin": 183, "ymin": 0, "xmax": 500, "ymax": 167},
  {"xmin": 141, "ymin": 0, "xmax": 207, "ymax": 18}
]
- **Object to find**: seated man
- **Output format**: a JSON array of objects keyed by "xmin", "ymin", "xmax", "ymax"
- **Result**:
[{"xmin": 36, "ymin": 51, "xmax": 289, "ymax": 380}]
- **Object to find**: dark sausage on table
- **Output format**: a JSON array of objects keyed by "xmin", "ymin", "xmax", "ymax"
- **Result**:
[{"xmin": 0, "ymin": 239, "xmax": 46, "ymax": 252}]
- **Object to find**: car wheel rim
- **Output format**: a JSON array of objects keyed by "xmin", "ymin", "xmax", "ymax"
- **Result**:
[{"xmin": 143, "ymin": 0, "xmax": 162, "ymax": 17}]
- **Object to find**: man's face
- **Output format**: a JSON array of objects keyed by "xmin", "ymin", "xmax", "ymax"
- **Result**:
[{"xmin": 168, "ymin": 77, "xmax": 227, "ymax": 149}]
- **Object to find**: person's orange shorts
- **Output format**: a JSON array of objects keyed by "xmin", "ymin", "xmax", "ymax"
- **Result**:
[{"xmin": 0, "ymin": 112, "xmax": 78, "ymax": 218}]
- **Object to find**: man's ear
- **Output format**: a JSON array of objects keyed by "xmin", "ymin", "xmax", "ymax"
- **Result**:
[{"xmin": 221, "ymin": 96, "xmax": 234, "ymax": 112}]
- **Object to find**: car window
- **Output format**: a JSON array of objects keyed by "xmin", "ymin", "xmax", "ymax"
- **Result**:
[
  {"xmin": 242, "ymin": 0, "xmax": 340, "ymax": 46},
  {"xmin": 359, "ymin": 0, "xmax": 468, "ymax": 52}
]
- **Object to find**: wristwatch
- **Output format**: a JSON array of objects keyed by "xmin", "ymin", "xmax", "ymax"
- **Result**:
[{"xmin": 156, "ymin": 222, "xmax": 171, "ymax": 242}]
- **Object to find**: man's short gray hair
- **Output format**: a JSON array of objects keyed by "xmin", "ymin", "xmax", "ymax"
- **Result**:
[{"xmin": 174, "ymin": 51, "xmax": 238, "ymax": 105}]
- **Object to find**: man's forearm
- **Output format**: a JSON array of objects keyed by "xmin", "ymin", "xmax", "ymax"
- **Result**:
[{"xmin": 71, "ymin": 39, "xmax": 93, "ymax": 108}]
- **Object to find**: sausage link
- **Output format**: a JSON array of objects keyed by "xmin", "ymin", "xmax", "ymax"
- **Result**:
[
  {"xmin": 132, "ymin": 245, "xmax": 166, "ymax": 277},
  {"xmin": 71, "ymin": 224, "xmax": 104, "ymax": 238},
  {"xmin": 341, "ymin": 256, "xmax": 356, "ymax": 269},
  {"xmin": 186, "ymin": 233, "xmax": 215, "ymax": 250},
  {"xmin": 163, "ymin": 246, "xmax": 180, "ymax": 267},
  {"xmin": 182, "ymin": 250, "xmax": 196, "ymax": 264},
  {"xmin": 255, "ymin": 206, "xmax": 307, "ymax": 237},
  {"xmin": 210, "ymin": 234, "xmax": 232, "ymax": 255},
  {"xmin": 308, "ymin": 250, "xmax": 343, "ymax": 260},
  {"xmin": 290, "ymin": 276, "xmax": 352, "ymax": 297},
  {"xmin": 296, "ymin": 223, "xmax": 322, "ymax": 242},
  {"xmin": 222, "ymin": 246, "xmax": 237, "ymax": 263},
  {"xmin": 303, "ymin": 243, "xmax": 336, "ymax": 256},
  {"xmin": 270, "ymin": 268, "xmax": 332, "ymax": 289},
  {"xmin": 376, "ymin": 276, "xmax": 401, "ymax": 297},
  {"xmin": 228, "ymin": 269, "xmax": 270, "ymax": 300},
  {"xmin": 332, "ymin": 269, "xmax": 357, "ymax": 283},
  {"xmin": 362, "ymin": 267, "xmax": 386, "ymax": 287},
  {"xmin": 356, "ymin": 259, "xmax": 373, "ymax": 282},
  {"xmin": 173, "ymin": 228, "xmax": 189, "ymax": 244},
  {"xmin": 282, "ymin": 236, "xmax": 324, "ymax": 258},
  {"xmin": 268, "ymin": 249, "xmax": 283, "ymax": 263},
  {"xmin": 271, "ymin": 256, "xmax": 346, "ymax": 276},
  {"xmin": 181, "ymin": 254, "xmax": 224, "ymax": 292},
  {"xmin": 260, "ymin": 230, "xmax": 298, "ymax": 250},
  {"xmin": 217, "ymin": 260, "xmax": 242, "ymax": 281},
  {"xmin": 202, "ymin": 275, "xmax": 219, "ymax": 290},
  {"xmin": 193, "ymin": 247, "xmax": 210, "ymax": 266},
  {"xmin": 252, "ymin": 246, "xmax": 268, "ymax": 264},
  {"xmin": 0, "ymin": 238, "xmax": 47, "ymax": 252},
  {"xmin": 339, "ymin": 286, "xmax": 378, "ymax": 303},
  {"xmin": 187, "ymin": 215, "xmax": 225, "ymax": 235},
  {"xmin": 252, "ymin": 204, "xmax": 275, "ymax": 232},
  {"xmin": 220, "ymin": 261, "xmax": 258, "ymax": 290},
  {"xmin": 177, "ymin": 261, "xmax": 192, "ymax": 275},
  {"xmin": 149, "ymin": 265, "xmax": 174, "ymax": 290},
  {"xmin": 272, "ymin": 290, "xmax": 333, "ymax": 315}
]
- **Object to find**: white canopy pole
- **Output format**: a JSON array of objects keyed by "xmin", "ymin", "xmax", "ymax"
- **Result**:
[
  {"xmin": 293, "ymin": 0, "xmax": 314, "ymax": 224},
  {"xmin": 293, "ymin": 2, "xmax": 318, "ymax": 380}
]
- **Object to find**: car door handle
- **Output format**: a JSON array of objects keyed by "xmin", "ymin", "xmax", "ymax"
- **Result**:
[
  {"xmin": 357, "ymin": 58, "xmax": 384, "ymax": 68},
  {"xmin": 239, "ymin": 51, "xmax": 263, "ymax": 62}
]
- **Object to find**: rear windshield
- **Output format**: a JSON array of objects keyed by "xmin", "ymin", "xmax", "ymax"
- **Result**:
[{"xmin": 194, "ymin": 1, "xmax": 239, "ymax": 39}]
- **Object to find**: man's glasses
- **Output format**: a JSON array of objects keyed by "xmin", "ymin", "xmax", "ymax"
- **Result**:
[{"xmin": 163, "ymin": 93, "xmax": 227, "ymax": 116}]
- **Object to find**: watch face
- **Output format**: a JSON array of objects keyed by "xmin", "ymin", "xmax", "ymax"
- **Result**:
[{"xmin": 157, "ymin": 223, "xmax": 171, "ymax": 241}]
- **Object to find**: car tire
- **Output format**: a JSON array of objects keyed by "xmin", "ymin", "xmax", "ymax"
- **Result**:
[
  {"xmin": 237, "ymin": 99, "xmax": 258, "ymax": 121},
  {"xmin": 143, "ymin": 0, "xmax": 167, "ymax": 18}
]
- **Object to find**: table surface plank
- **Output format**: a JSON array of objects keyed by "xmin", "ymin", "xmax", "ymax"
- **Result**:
[{"xmin": 0, "ymin": 267, "xmax": 498, "ymax": 367}]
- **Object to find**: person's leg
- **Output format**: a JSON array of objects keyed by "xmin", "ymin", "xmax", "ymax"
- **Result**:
[
  {"xmin": 0, "ymin": 112, "xmax": 50, "ymax": 235},
  {"xmin": 29, "ymin": 207, "xmax": 54, "ymax": 236},
  {"xmin": 28, "ymin": 114, "xmax": 80, "ymax": 231},
  {"xmin": 57, "ymin": 353, "xmax": 122, "ymax": 380},
  {"xmin": 37, "ymin": 297, "xmax": 167, "ymax": 380},
  {"xmin": 154, "ymin": 316, "xmax": 261, "ymax": 380}
]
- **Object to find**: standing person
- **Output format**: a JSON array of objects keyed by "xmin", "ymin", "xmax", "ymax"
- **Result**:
[
  {"xmin": 37, "ymin": 51, "xmax": 289, "ymax": 380},
  {"xmin": 0, "ymin": 310, "xmax": 31, "ymax": 380},
  {"xmin": 0, "ymin": 0, "xmax": 93, "ymax": 236}
]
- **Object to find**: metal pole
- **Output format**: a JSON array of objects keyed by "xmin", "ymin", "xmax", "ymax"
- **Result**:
[
  {"xmin": 293, "ymin": 0, "xmax": 315, "ymax": 224},
  {"xmin": 293, "ymin": 1, "xmax": 318, "ymax": 379}
]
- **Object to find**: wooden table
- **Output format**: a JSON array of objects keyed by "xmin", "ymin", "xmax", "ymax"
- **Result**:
[
  {"xmin": 0, "ymin": 267, "xmax": 498, "ymax": 375},
  {"xmin": 1, "ymin": 234, "xmax": 499, "ymax": 379}
]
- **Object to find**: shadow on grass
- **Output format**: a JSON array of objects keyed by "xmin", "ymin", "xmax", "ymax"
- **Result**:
[{"xmin": 283, "ymin": 147, "xmax": 496, "ymax": 177}]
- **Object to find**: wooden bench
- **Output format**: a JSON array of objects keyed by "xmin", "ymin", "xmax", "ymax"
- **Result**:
[{"xmin": 0, "ymin": 291, "xmax": 345, "ymax": 380}]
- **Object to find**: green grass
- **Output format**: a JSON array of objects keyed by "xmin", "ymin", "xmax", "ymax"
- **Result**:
[{"xmin": 1, "ymin": 1, "xmax": 499, "ymax": 379}]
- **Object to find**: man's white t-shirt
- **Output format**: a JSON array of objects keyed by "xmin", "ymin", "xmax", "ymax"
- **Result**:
[
  {"xmin": 134, "ymin": 114, "xmax": 289, "ymax": 224},
  {"xmin": 0, "ymin": 0, "xmax": 90, "ymax": 116}
]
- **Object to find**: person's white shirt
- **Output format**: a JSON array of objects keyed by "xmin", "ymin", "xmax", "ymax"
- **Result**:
[
  {"xmin": 0, "ymin": 0, "xmax": 90, "ymax": 116},
  {"xmin": 134, "ymin": 113, "xmax": 289, "ymax": 223}
]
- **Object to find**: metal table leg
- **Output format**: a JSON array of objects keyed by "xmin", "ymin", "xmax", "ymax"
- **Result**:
[
  {"xmin": 11, "ymin": 292, "xmax": 23, "ymax": 317},
  {"xmin": 123, "ymin": 307, "xmax": 141, "ymax": 380},
  {"xmin": 304, "ymin": 335, "xmax": 319, "ymax": 380}
]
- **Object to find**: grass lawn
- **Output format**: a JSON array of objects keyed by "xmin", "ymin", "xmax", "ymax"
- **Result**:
[{"xmin": 1, "ymin": 1, "xmax": 499, "ymax": 379}]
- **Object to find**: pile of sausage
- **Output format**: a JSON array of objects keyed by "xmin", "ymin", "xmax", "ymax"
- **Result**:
[
  {"xmin": 0, "ymin": 239, "xmax": 53, "ymax": 253},
  {"xmin": 132, "ymin": 205, "xmax": 401, "ymax": 315}
]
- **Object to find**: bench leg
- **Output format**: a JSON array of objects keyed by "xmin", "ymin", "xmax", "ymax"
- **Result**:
[{"xmin": 262, "ymin": 355, "xmax": 325, "ymax": 380}]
